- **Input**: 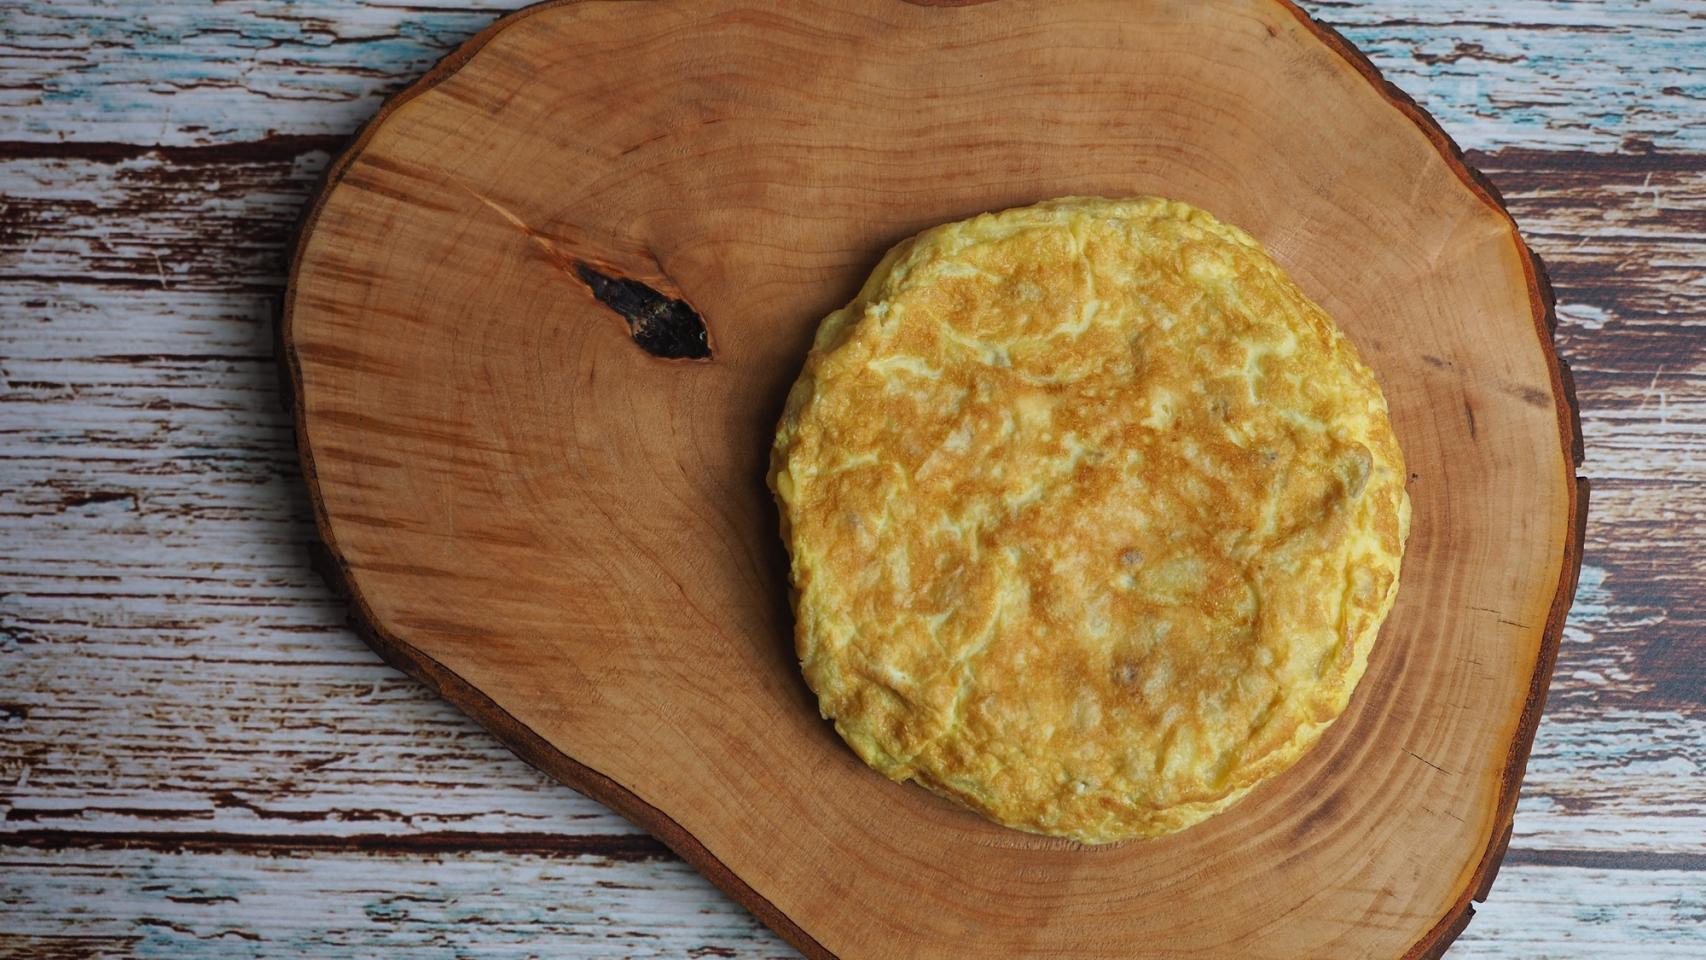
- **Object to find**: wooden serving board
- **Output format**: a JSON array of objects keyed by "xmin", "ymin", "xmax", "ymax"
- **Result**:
[{"xmin": 281, "ymin": 1, "xmax": 1586, "ymax": 956}]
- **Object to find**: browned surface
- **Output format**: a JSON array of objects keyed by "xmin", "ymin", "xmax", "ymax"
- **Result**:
[{"xmin": 277, "ymin": 2, "xmax": 1582, "ymax": 957}]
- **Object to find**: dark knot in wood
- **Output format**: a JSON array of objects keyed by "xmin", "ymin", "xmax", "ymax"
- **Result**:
[{"xmin": 571, "ymin": 262, "xmax": 711, "ymax": 361}]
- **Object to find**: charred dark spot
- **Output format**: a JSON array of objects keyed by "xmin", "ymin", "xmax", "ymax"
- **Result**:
[{"xmin": 572, "ymin": 262, "xmax": 710, "ymax": 360}]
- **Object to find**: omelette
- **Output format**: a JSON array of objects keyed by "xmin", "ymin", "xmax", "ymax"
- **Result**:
[{"xmin": 769, "ymin": 197, "xmax": 1410, "ymax": 843}]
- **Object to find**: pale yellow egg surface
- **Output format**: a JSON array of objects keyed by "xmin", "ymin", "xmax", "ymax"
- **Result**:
[{"xmin": 770, "ymin": 197, "xmax": 1409, "ymax": 843}]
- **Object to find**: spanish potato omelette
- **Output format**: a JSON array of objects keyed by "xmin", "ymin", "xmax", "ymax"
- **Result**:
[{"xmin": 769, "ymin": 196, "xmax": 1410, "ymax": 843}]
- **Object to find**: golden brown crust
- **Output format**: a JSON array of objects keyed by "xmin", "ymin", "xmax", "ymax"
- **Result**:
[{"xmin": 771, "ymin": 197, "xmax": 1409, "ymax": 843}]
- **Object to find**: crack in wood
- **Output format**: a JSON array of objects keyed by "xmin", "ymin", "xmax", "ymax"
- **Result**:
[
  {"xmin": 1403, "ymin": 748, "xmax": 1455, "ymax": 777},
  {"xmin": 459, "ymin": 183, "xmax": 710, "ymax": 361},
  {"xmin": 569, "ymin": 262, "xmax": 710, "ymax": 361}
]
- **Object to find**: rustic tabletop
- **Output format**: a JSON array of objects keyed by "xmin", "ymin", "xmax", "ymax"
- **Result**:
[{"xmin": 1, "ymin": 1, "xmax": 1701, "ymax": 957}]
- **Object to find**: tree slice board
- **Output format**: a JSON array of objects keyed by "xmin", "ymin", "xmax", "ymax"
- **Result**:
[{"xmin": 281, "ymin": 1, "xmax": 1587, "ymax": 956}]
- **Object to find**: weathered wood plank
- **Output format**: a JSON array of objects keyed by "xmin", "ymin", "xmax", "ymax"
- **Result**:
[
  {"xmin": 3, "ymin": 146, "xmax": 1702, "ymax": 861},
  {"xmin": 3, "ymin": 2, "xmax": 1703, "ymax": 951},
  {"xmin": 1, "ymin": 847, "xmax": 1702, "ymax": 958},
  {"xmin": 1322, "ymin": 0, "xmax": 1706, "ymax": 154},
  {"xmin": 0, "ymin": 1, "xmax": 496, "ymax": 149},
  {"xmin": 1, "ymin": 0, "xmax": 1703, "ymax": 152},
  {"xmin": 1458, "ymin": 864, "xmax": 1706, "ymax": 958},
  {"xmin": 1472, "ymin": 149, "xmax": 1706, "ymax": 717},
  {"xmin": 0, "ymin": 149, "xmax": 332, "ymax": 290},
  {"xmin": 0, "ymin": 847, "xmax": 800, "ymax": 959}
]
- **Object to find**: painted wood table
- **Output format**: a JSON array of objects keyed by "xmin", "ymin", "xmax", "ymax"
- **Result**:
[{"xmin": 1, "ymin": 1, "xmax": 1701, "ymax": 956}]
